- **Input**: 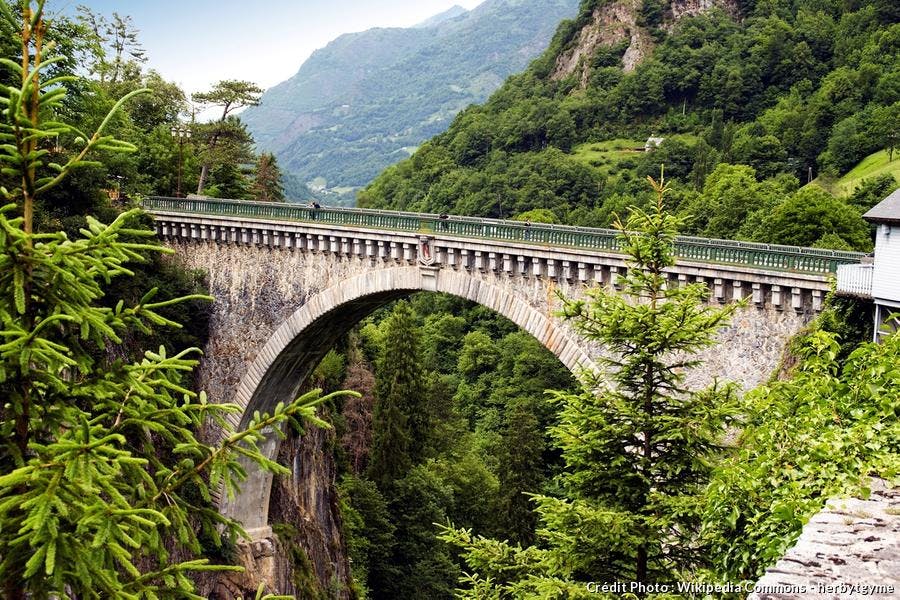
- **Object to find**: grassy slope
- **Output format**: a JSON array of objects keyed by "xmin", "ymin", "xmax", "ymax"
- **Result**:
[
  {"xmin": 811, "ymin": 149, "xmax": 900, "ymax": 196},
  {"xmin": 570, "ymin": 139, "xmax": 644, "ymax": 177},
  {"xmin": 569, "ymin": 135, "xmax": 699, "ymax": 178}
]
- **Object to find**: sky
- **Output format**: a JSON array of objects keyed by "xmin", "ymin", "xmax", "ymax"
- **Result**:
[{"xmin": 51, "ymin": 0, "xmax": 484, "ymax": 105}]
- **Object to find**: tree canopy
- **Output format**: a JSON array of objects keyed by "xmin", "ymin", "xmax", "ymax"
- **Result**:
[{"xmin": 358, "ymin": 0, "xmax": 899, "ymax": 251}]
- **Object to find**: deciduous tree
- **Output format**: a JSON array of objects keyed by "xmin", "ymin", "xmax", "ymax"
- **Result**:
[
  {"xmin": 77, "ymin": 6, "xmax": 146, "ymax": 86},
  {"xmin": 703, "ymin": 328, "xmax": 900, "ymax": 580},
  {"xmin": 751, "ymin": 186, "xmax": 872, "ymax": 251}
]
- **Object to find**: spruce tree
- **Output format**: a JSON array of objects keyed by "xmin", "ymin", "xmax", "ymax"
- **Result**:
[
  {"xmin": 496, "ymin": 397, "xmax": 544, "ymax": 546},
  {"xmin": 547, "ymin": 174, "xmax": 742, "ymax": 584},
  {"xmin": 0, "ymin": 3, "xmax": 342, "ymax": 596},
  {"xmin": 367, "ymin": 301, "xmax": 426, "ymax": 488},
  {"xmin": 252, "ymin": 152, "xmax": 285, "ymax": 202},
  {"xmin": 440, "ymin": 175, "xmax": 742, "ymax": 597}
]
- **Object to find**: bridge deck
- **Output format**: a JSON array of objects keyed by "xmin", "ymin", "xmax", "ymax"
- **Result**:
[{"xmin": 142, "ymin": 197, "xmax": 865, "ymax": 275}]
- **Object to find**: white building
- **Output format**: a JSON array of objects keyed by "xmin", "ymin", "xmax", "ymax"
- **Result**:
[
  {"xmin": 866, "ymin": 188, "xmax": 900, "ymax": 339},
  {"xmin": 644, "ymin": 136, "xmax": 665, "ymax": 152},
  {"xmin": 837, "ymin": 187, "xmax": 900, "ymax": 340}
]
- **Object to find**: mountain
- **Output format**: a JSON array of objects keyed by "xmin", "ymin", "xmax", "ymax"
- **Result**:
[
  {"xmin": 413, "ymin": 4, "xmax": 467, "ymax": 28},
  {"xmin": 241, "ymin": 0, "xmax": 580, "ymax": 200},
  {"xmin": 357, "ymin": 0, "xmax": 899, "ymax": 251}
]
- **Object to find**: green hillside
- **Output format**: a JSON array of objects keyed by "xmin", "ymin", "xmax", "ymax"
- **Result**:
[
  {"xmin": 241, "ymin": 0, "xmax": 580, "ymax": 197},
  {"xmin": 813, "ymin": 149, "xmax": 900, "ymax": 196},
  {"xmin": 359, "ymin": 0, "xmax": 900, "ymax": 251},
  {"xmin": 570, "ymin": 138, "xmax": 644, "ymax": 178}
]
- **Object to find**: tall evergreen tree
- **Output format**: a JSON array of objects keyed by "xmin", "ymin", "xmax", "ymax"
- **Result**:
[
  {"xmin": 252, "ymin": 151, "xmax": 285, "ymax": 202},
  {"xmin": 191, "ymin": 80, "xmax": 262, "ymax": 195},
  {"xmin": 194, "ymin": 116, "xmax": 256, "ymax": 199},
  {"xmin": 496, "ymin": 396, "xmax": 544, "ymax": 546},
  {"xmin": 548, "ymin": 175, "xmax": 742, "ymax": 584},
  {"xmin": 367, "ymin": 392, "xmax": 411, "ymax": 489},
  {"xmin": 440, "ymin": 175, "xmax": 742, "ymax": 597},
  {"xmin": 367, "ymin": 301, "xmax": 427, "ymax": 487},
  {"xmin": 0, "ymin": 4, "xmax": 339, "ymax": 595}
]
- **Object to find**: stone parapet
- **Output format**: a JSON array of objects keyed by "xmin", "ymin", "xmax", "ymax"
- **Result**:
[{"xmin": 152, "ymin": 211, "xmax": 831, "ymax": 314}]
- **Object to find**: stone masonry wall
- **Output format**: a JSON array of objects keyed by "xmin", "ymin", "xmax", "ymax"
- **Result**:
[
  {"xmin": 169, "ymin": 237, "xmax": 812, "ymax": 414},
  {"xmin": 165, "ymin": 230, "xmax": 820, "ymax": 596},
  {"xmin": 750, "ymin": 481, "xmax": 899, "ymax": 599}
]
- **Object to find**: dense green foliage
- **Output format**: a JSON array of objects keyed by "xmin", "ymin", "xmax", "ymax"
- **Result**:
[
  {"xmin": 241, "ymin": 0, "xmax": 580, "ymax": 198},
  {"xmin": 331, "ymin": 295, "xmax": 577, "ymax": 599},
  {"xmin": 0, "ymin": 4, "xmax": 341, "ymax": 596},
  {"xmin": 359, "ymin": 0, "xmax": 899, "ymax": 251},
  {"xmin": 4, "ymin": 3, "xmax": 247, "ymax": 356},
  {"xmin": 330, "ymin": 273, "xmax": 897, "ymax": 600},
  {"xmin": 439, "ymin": 180, "xmax": 743, "ymax": 597},
  {"xmin": 703, "ymin": 325, "xmax": 900, "ymax": 580},
  {"xmin": 10, "ymin": 5, "xmax": 281, "ymax": 204}
]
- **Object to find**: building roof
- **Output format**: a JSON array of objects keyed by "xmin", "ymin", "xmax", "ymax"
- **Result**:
[{"xmin": 864, "ymin": 187, "xmax": 900, "ymax": 223}]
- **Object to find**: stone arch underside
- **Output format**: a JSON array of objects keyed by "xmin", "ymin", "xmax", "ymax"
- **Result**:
[{"xmin": 220, "ymin": 266, "xmax": 595, "ymax": 535}]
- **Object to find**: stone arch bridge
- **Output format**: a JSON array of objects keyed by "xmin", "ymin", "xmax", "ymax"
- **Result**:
[{"xmin": 142, "ymin": 196, "xmax": 864, "ymax": 539}]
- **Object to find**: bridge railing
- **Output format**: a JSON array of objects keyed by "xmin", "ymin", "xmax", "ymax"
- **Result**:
[
  {"xmin": 835, "ymin": 263, "xmax": 874, "ymax": 297},
  {"xmin": 142, "ymin": 196, "xmax": 865, "ymax": 274}
]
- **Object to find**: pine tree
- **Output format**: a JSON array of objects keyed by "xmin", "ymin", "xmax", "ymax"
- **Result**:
[
  {"xmin": 440, "ymin": 174, "xmax": 742, "ymax": 597},
  {"xmin": 0, "ymin": 3, "xmax": 343, "ymax": 596},
  {"xmin": 367, "ymin": 301, "xmax": 426, "ymax": 488},
  {"xmin": 252, "ymin": 151, "xmax": 285, "ymax": 202},
  {"xmin": 192, "ymin": 80, "xmax": 262, "ymax": 195}
]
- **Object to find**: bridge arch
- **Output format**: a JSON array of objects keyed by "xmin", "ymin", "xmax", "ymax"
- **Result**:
[
  {"xmin": 219, "ymin": 265, "xmax": 594, "ymax": 535},
  {"xmin": 148, "ymin": 199, "xmax": 844, "ymax": 539}
]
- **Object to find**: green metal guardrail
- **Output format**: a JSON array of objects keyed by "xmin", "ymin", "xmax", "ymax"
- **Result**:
[{"xmin": 142, "ymin": 196, "xmax": 865, "ymax": 275}]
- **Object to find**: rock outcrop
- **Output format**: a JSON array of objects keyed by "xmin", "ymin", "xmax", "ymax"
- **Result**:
[
  {"xmin": 201, "ymin": 417, "xmax": 352, "ymax": 599},
  {"xmin": 551, "ymin": 0, "xmax": 739, "ymax": 85}
]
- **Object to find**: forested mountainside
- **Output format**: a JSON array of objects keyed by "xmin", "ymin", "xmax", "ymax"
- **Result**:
[
  {"xmin": 241, "ymin": 0, "xmax": 580, "ymax": 201},
  {"xmin": 359, "ymin": 0, "xmax": 900, "ymax": 251}
]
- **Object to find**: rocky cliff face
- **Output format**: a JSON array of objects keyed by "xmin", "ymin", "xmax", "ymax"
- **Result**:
[
  {"xmin": 202, "ymin": 416, "xmax": 352, "ymax": 599},
  {"xmin": 551, "ymin": 0, "xmax": 739, "ymax": 85},
  {"xmin": 268, "ymin": 419, "xmax": 352, "ymax": 598}
]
